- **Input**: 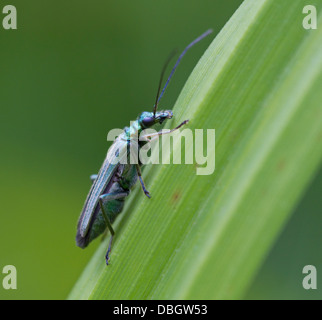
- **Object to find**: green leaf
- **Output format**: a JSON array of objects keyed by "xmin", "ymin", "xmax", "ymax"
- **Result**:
[{"xmin": 69, "ymin": 0, "xmax": 322, "ymax": 299}]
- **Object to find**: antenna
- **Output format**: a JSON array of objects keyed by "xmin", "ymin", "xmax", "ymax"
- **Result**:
[
  {"xmin": 156, "ymin": 29, "xmax": 213, "ymax": 108},
  {"xmin": 153, "ymin": 50, "xmax": 177, "ymax": 117}
]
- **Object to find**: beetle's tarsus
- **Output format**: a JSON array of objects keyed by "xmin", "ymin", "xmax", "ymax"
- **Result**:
[
  {"xmin": 145, "ymin": 190, "xmax": 151, "ymax": 198},
  {"xmin": 105, "ymin": 254, "xmax": 110, "ymax": 265}
]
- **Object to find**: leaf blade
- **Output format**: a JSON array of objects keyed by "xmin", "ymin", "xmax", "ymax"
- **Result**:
[{"xmin": 69, "ymin": 0, "xmax": 322, "ymax": 300}]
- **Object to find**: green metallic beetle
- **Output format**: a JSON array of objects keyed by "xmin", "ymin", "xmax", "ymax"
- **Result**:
[{"xmin": 76, "ymin": 29, "xmax": 213, "ymax": 264}]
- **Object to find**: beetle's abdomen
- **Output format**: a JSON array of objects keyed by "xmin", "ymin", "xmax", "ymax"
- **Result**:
[
  {"xmin": 76, "ymin": 181, "xmax": 126, "ymax": 248},
  {"xmin": 76, "ymin": 163, "xmax": 139, "ymax": 249},
  {"xmin": 87, "ymin": 197, "xmax": 125, "ymax": 245}
]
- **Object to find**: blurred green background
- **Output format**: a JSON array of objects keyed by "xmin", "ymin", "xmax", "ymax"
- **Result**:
[{"xmin": 0, "ymin": 0, "xmax": 321, "ymax": 299}]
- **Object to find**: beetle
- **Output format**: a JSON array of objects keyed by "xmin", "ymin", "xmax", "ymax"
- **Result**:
[{"xmin": 76, "ymin": 29, "xmax": 213, "ymax": 264}]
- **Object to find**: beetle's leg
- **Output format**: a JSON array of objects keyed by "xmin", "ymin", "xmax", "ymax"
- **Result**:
[
  {"xmin": 136, "ymin": 164, "xmax": 151, "ymax": 198},
  {"xmin": 90, "ymin": 174, "xmax": 98, "ymax": 182},
  {"xmin": 99, "ymin": 191, "xmax": 129, "ymax": 265},
  {"xmin": 140, "ymin": 119, "xmax": 189, "ymax": 141}
]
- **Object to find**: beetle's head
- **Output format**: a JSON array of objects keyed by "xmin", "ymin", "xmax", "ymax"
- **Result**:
[{"xmin": 138, "ymin": 110, "xmax": 173, "ymax": 129}]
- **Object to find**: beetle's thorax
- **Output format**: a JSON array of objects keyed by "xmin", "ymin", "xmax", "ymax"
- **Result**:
[{"xmin": 126, "ymin": 120, "xmax": 140, "ymax": 140}]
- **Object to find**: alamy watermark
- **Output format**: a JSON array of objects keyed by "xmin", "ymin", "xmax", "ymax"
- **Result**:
[
  {"xmin": 303, "ymin": 5, "xmax": 317, "ymax": 29},
  {"xmin": 107, "ymin": 124, "xmax": 215, "ymax": 176},
  {"xmin": 2, "ymin": 5, "xmax": 17, "ymax": 30},
  {"xmin": 2, "ymin": 265, "xmax": 17, "ymax": 290},
  {"xmin": 303, "ymin": 265, "xmax": 317, "ymax": 290}
]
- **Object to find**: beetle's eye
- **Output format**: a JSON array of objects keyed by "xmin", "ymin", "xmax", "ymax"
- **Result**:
[{"xmin": 142, "ymin": 117, "xmax": 155, "ymax": 127}]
